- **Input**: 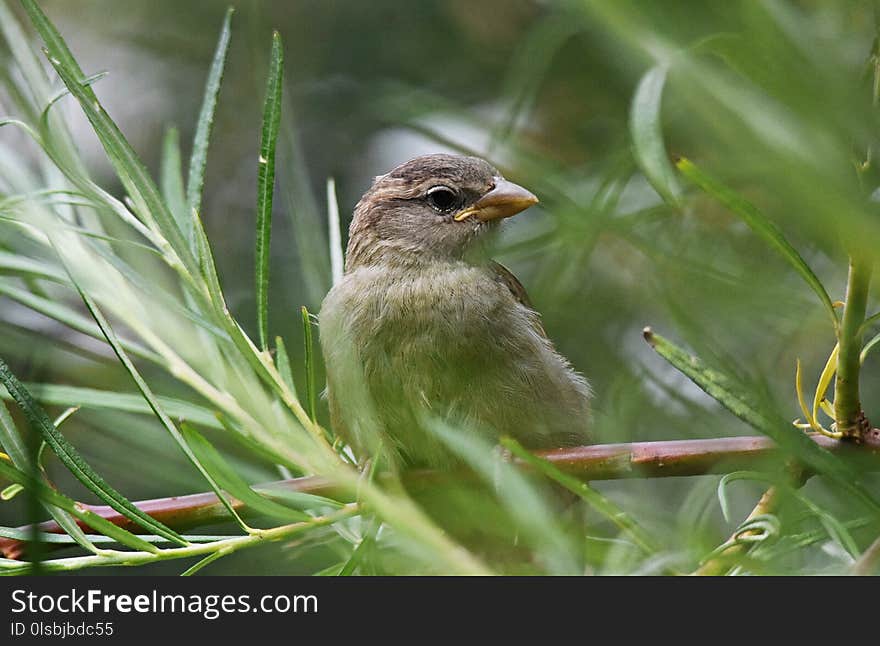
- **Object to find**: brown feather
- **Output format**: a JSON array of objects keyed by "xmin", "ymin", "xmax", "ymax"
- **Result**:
[{"xmin": 489, "ymin": 260, "xmax": 547, "ymax": 338}]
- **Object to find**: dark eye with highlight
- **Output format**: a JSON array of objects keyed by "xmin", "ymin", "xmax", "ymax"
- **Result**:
[{"xmin": 425, "ymin": 185, "xmax": 460, "ymax": 213}]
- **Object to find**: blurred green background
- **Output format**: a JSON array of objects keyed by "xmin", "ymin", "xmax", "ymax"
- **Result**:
[{"xmin": 1, "ymin": 0, "xmax": 879, "ymax": 574}]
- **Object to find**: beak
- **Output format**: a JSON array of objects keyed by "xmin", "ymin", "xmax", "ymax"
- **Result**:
[{"xmin": 453, "ymin": 178, "xmax": 539, "ymax": 222}]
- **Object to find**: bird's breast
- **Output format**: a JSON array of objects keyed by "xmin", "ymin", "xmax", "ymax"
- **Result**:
[
  {"xmin": 348, "ymin": 263, "xmax": 508, "ymax": 339},
  {"xmin": 319, "ymin": 260, "xmax": 591, "ymax": 464},
  {"xmin": 325, "ymin": 263, "xmax": 518, "ymax": 387}
]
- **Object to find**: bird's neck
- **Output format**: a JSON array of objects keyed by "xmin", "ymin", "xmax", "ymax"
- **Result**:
[{"xmin": 344, "ymin": 232, "xmax": 493, "ymax": 273}]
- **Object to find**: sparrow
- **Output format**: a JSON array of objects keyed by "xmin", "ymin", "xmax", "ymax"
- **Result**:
[{"xmin": 319, "ymin": 154, "xmax": 591, "ymax": 470}]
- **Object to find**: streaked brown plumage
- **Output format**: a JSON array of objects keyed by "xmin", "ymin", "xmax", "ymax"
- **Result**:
[{"xmin": 319, "ymin": 154, "xmax": 590, "ymax": 469}]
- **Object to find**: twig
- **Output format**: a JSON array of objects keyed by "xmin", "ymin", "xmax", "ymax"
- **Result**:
[
  {"xmin": 3, "ymin": 432, "xmax": 880, "ymax": 559},
  {"xmin": 4, "ymin": 505, "xmax": 358, "ymax": 573}
]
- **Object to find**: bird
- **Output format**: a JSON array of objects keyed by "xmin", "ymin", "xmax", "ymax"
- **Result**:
[{"xmin": 319, "ymin": 154, "xmax": 591, "ymax": 471}]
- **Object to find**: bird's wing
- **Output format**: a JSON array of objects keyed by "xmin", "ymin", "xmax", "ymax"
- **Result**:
[{"xmin": 490, "ymin": 260, "xmax": 547, "ymax": 338}]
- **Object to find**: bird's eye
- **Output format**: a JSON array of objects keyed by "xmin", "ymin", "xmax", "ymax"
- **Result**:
[{"xmin": 425, "ymin": 185, "xmax": 460, "ymax": 213}]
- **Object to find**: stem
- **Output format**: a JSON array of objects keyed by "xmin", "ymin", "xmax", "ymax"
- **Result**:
[
  {"xmin": 835, "ymin": 255, "xmax": 873, "ymax": 439},
  {"xmin": 1, "ymin": 506, "xmax": 358, "ymax": 574}
]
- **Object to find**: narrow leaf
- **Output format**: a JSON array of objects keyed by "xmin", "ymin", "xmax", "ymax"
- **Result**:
[
  {"xmin": 501, "ymin": 436, "xmax": 659, "ymax": 556},
  {"xmin": 0, "ymin": 459, "xmax": 157, "ymax": 553},
  {"xmin": 427, "ymin": 419, "xmax": 578, "ymax": 575},
  {"xmin": 338, "ymin": 517, "xmax": 380, "ymax": 576},
  {"xmin": 0, "ymin": 360, "xmax": 182, "ymax": 546},
  {"xmin": 275, "ymin": 335, "xmax": 297, "ymax": 396},
  {"xmin": 327, "ymin": 177, "xmax": 344, "ymax": 287},
  {"xmin": 3, "ymin": 383, "xmax": 222, "ymax": 430},
  {"xmin": 716, "ymin": 471, "xmax": 774, "ymax": 524},
  {"xmin": 643, "ymin": 328, "xmax": 880, "ymax": 514},
  {"xmin": 21, "ymin": 0, "xmax": 197, "ymax": 273},
  {"xmin": 676, "ymin": 158, "xmax": 837, "ymax": 328},
  {"xmin": 1, "ymin": 401, "xmax": 97, "ymax": 554},
  {"xmin": 861, "ymin": 332, "xmax": 880, "ymax": 365},
  {"xmin": 181, "ymin": 424, "xmax": 310, "ymax": 523},
  {"xmin": 160, "ymin": 126, "xmax": 189, "ymax": 235},
  {"xmin": 812, "ymin": 343, "xmax": 840, "ymax": 432},
  {"xmin": 255, "ymin": 31, "xmax": 284, "ymax": 350},
  {"xmin": 73, "ymin": 287, "xmax": 248, "ymax": 534},
  {"xmin": 0, "ymin": 401, "xmax": 28, "ymax": 467},
  {"xmin": 186, "ymin": 7, "xmax": 234, "ymax": 231},
  {"xmin": 301, "ymin": 306, "xmax": 317, "ymax": 423},
  {"xmin": 630, "ymin": 65, "xmax": 681, "ymax": 207},
  {"xmin": 818, "ymin": 514, "xmax": 859, "ymax": 559},
  {"xmin": 0, "ymin": 1, "xmax": 50, "ymax": 111},
  {"xmin": 180, "ymin": 550, "xmax": 226, "ymax": 576},
  {"xmin": 861, "ymin": 311, "xmax": 880, "ymax": 335},
  {"xmin": 0, "ymin": 282, "xmax": 161, "ymax": 363},
  {"xmin": 1, "ymin": 483, "xmax": 24, "ymax": 500}
]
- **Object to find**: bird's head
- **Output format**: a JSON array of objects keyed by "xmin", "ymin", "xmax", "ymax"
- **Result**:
[{"xmin": 345, "ymin": 154, "xmax": 538, "ymax": 269}]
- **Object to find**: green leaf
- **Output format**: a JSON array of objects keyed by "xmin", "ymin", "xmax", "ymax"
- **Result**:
[
  {"xmin": 0, "ymin": 0, "xmax": 84, "ymax": 176},
  {"xmin": 501, "ymin": 436, "xmax": 659, "ymax": 557},
  {"xmin": 326, "ymin": 177, "xmax": 344, "ymax": 287},
  {"xmin": 275, "ymin": 335, "xmax": 297, "ymax": 396},
  {"xmin": 186, "ymin": 7, "xmax": 234, "ymax": 234},
  {"xmin": 0, "ymin": 459, "xmax": 158, "ymax": 553},
  {"xmin": 643, "ymin": 328, "xmax": 880, "ymax": 514},
  {"xmin": 80, "ymin": 236, "xmax": 227, "ymax": 339},
  {"xmin": 338, "ymin": 516, "xmax": 379, "ymax": 576},
  {"xmin": 180, "ymin": 550, "xmax": 226, "ymax": 576},
  {"xmin": 190, "ymin": 199, "xmax": 226, "ymax": 305},
  {"xmin": 255, "ymin": 31, "xmax": 284, "ymax": 350},
  {"xmin": 861, "ymin": 311, "xmax": 880, "ymax": 334},
  {"xmin": 1, "ymin": 400, "xmax": 98, "ymax": 554},
  {"xmin": 0, "ymin": 282, "xmax": 161, "ymax": 363},
  {"xmin": 160, "ymin": 126, "xmax": 189, "ymax": 237},
  {"xmin": 181, "ymin": 423, "xmax": 310, "ymax": 523},
  {"xmin": 0, "ymin": 212, "xmax": 159, "ymax": 257},
  {"xmin": 314, "ymin": 561, "xmax": 346, "ymax": 576},
  {"xmin": 38, "ymin": 71, "xmax": 108, "ymax": 137},
  {"xmin": 0, "ymin": 252, "xmax": 66, "ymax": 282},
  {"xmin": 817, "ymin": 512, "xmax": 859, "ymax": 559},
  {"xmin": 426, "ymin": 418, "xmax": 578, "ymax": 575},
  {"xmin": 0, "ymin": 1, "xmax": 49, "ymax": 111},
  {"xmin": 630, "ymin": 65, "xmax": 682, "ymax": 208},
  {"xmin": 278, "ymin": 101, "xmax": 331, "ymax": 305},
  {"xmin": 254, "ymin": 483, "xmax": 342, "ymax": 512},
  {"xmin": 73, "ymin": 287, "xmax": 249, "ymax": 534},
  {"xmin": 21, "ymin": 0, "xmax": 197, "ymax": 274},
  {"xmin": 301, "ymin": 306, "xmax": 317, "ymax": 423},
  {"xmin": 0, "ymin": 360, "xmax": 183, "ymax": 546},
  {"xmin": 716, "ymin": 471, "xmax": 773, "ymax": 524},
  {"xmin": 3, "ymin": 383, "xmax": 222, "ymax": 429},
  {"xmin": 785, "ymin": 486, "xmax": 860, "ymax": 560},
  {"xmin": 862, "ymin": 332, "xmax": 880, "ymax": 365},
  {"xmin": 0, "ymin": 401, "xmax": 28, "ymax": 468},
  {"xmin": 1, "ymin": 483, "xmax": 24, "ymax": 500},
  {"xmin": 676, "ymin": 158, "xmax": 837, "ymax": 329}
]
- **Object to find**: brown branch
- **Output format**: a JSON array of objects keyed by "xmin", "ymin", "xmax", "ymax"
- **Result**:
[{"xmin": 3, "ymin": 432, "xmax": 880, "ymax": 560}]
